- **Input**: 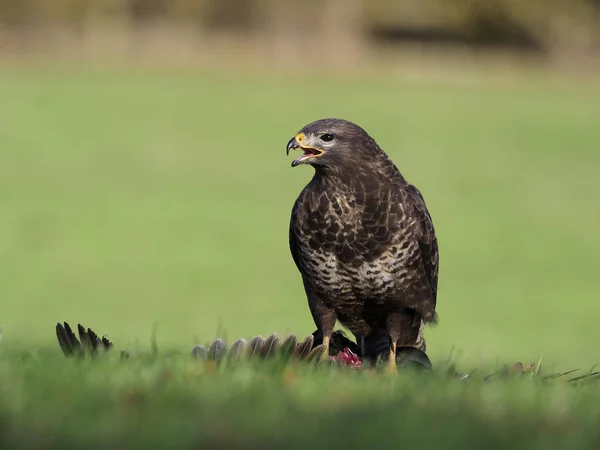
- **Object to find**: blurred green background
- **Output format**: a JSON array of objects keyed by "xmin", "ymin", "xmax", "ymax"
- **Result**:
[{"xmin": 1, "ymin": 0, "xmax": 600, "ymax": 371}]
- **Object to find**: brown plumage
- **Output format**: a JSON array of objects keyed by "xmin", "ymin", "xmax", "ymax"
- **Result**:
[{"xmin": 286, "ymin": 118, "xmax": 439, "ymax": 369}]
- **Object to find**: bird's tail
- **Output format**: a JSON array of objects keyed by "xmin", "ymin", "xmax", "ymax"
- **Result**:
[{"xmin": 418, "ymin": 303, "xmax": 439, "ymax": 326}]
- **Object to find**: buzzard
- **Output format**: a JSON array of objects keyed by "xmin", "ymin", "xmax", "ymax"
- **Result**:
[{"xmin": 286, "ymin": 118, "xmax": 439, "ymax": 370}]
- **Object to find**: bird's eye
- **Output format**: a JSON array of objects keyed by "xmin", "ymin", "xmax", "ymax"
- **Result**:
[{"xmin": 320, "ymin": 133, "xmax": 335, "ymax": 142}]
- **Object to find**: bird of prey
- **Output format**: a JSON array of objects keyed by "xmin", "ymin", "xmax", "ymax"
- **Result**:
[{"xmin": 286, "ymin": 118, "xmax": 439, "ymax": 371}]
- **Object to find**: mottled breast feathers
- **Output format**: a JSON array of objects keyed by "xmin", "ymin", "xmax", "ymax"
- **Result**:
[{"xmin": 289, "ymin": 172, "xmax": 438, "ymax": 316}]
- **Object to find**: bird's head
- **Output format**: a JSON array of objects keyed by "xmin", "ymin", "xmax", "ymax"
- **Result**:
[{"xmin": 286, "ymin": 118, "xmax": 384, "ymax": 172}]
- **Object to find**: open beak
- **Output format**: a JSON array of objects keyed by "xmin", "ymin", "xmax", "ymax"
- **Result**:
[{"xmin": 286, "ymin": 134, "xmax": 324, "ymax": 167}]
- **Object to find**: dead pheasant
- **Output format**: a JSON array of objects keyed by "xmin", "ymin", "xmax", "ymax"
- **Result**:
[{"xmin": 54, "ymin": 322, "xmax": 433, "ymax": 370}]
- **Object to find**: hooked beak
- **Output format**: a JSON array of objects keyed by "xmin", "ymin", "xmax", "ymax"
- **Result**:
[
  {"xmin": 286, "ymin": 133, "xmax": 324, "ymax": 167},
  {"xmin": 286, "ymin": 136, "xmax": 299, "ymax": 155}
]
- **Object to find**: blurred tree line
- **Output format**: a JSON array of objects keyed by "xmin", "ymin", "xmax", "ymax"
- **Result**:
[{"xmin": 0, "ymin": 0, "xmax": 599, "ymax": 56}]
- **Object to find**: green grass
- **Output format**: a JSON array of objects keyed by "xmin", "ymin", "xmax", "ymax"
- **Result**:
[
  {"xmin": 1, "ymin": 347, "xmax": 600, "ymax": 449},
  {"xmin": 1, "ymin": 64, "xmax": 600, "ymax": 448}
]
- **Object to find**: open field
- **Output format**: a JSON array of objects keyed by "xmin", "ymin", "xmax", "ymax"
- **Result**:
[
  {"xmin": 2, "ymin": 346, "xmax": 600, "ymax": 450},
  {"xmin": 1, "ymin": 63, "xmax": 600, "ymax": 448}
]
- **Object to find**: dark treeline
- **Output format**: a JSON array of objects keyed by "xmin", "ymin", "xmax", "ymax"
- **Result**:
[{"xmin": 1, "ymin": 0, "xmax": 599, "ymax": 55}]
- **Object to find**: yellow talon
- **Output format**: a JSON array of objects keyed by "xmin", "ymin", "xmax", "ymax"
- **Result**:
[
  {"xmin": 321, "ymin": 335, "xmax": 331, "ymax": 360},
  {"xmin": 387, "ymin": 342, "xmax": 397, "ymax": 373}
]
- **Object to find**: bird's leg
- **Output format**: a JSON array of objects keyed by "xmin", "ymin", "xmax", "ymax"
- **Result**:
[
  {"xmin": 307, "ymin": 291, "xmax": 337, "ymax": 360},
  {"xmin": 386, "ymin": 310, "xmax": 423, "ymax": 372},
  {"xmin": 386, "ymin": 311, "xmax": 410, "ymax": 373},
  {"xmin": 317, "ymin": 307, "xmax": 337, "ymax": 360},
  {"xmin": 387, "ymin": 340, "xmax": 398, "ymax": 372},
  {"xmin": 321, "ymin": 334, "xmax": 331, "ymax": 357}
]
